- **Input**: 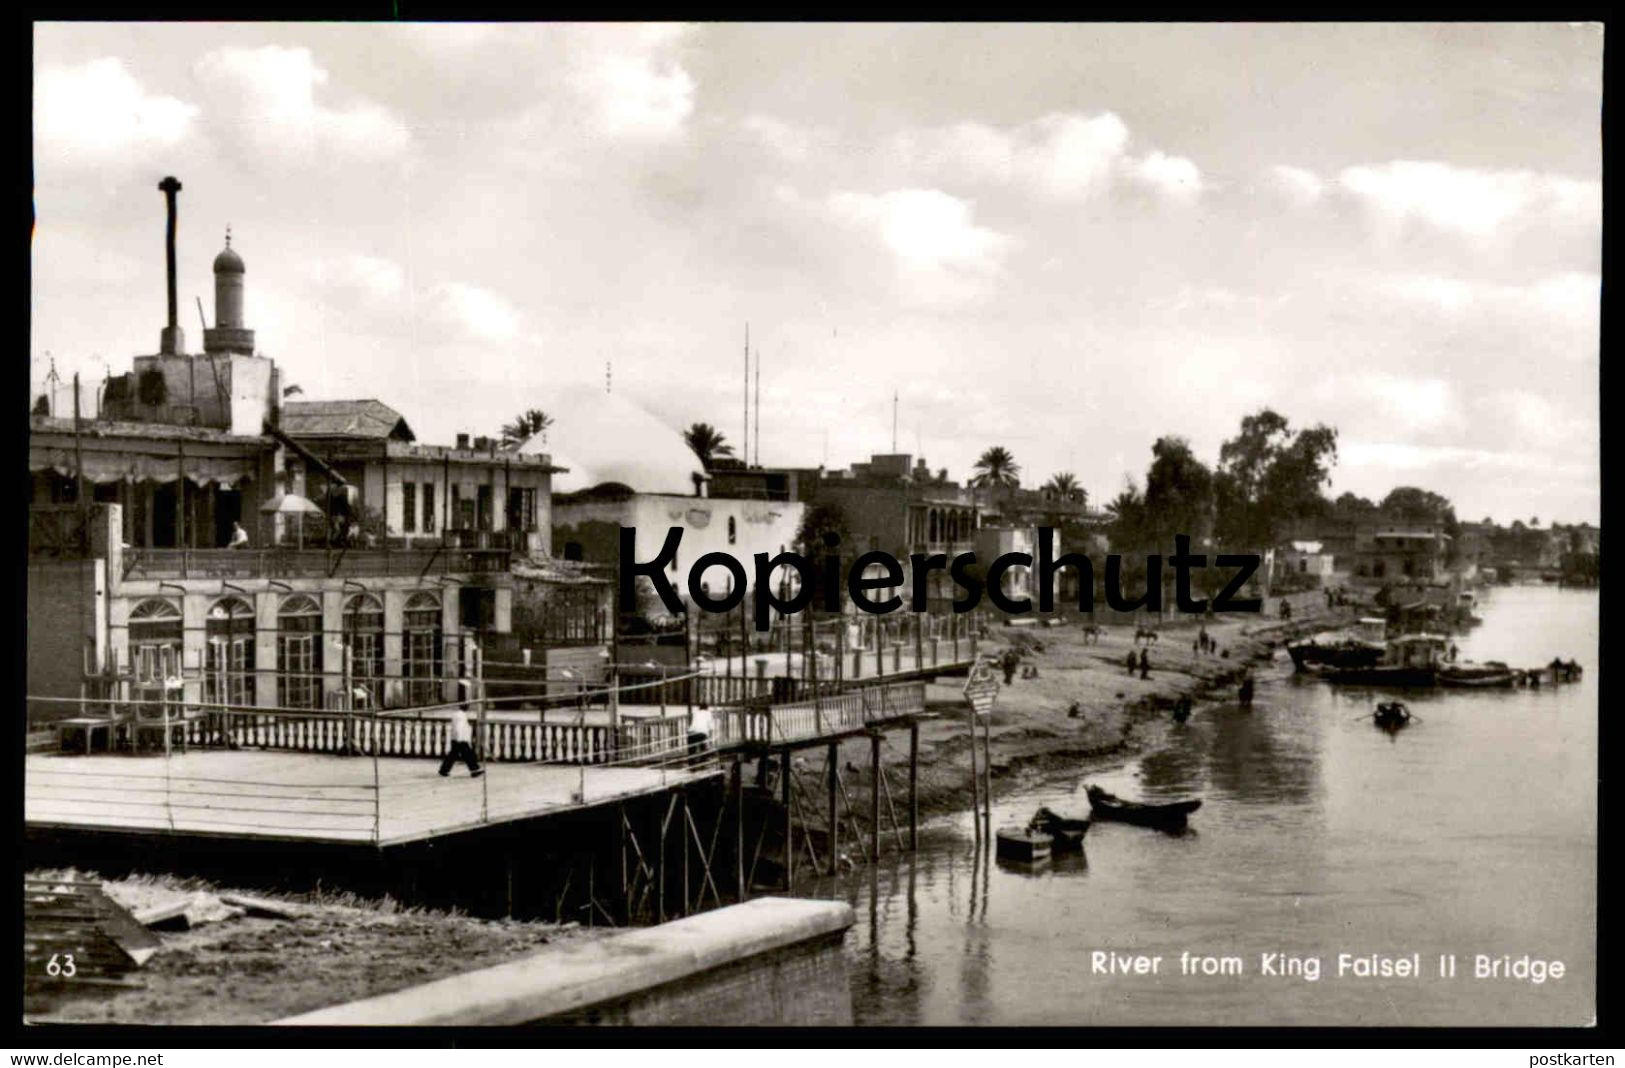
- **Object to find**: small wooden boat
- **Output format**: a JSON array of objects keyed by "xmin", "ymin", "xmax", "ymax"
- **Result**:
[
  {"xmin": 1439, "ymin": 662, "xmax": 1520, "ymax": 688},
  {"xmin": 995, "ymin": 826, "xmax": 1052, "ymax": 863},
  {"xmin": 1373, "ymin": 702, "xmax": 1412, "ymax": 729},
  {"xmin": 1027, "ymin": 806, "xmax": 1090, "ymax": 852},
  {"xmin": 1085, "ymin": 785, "xmax": 1202, "ymax": 831}
]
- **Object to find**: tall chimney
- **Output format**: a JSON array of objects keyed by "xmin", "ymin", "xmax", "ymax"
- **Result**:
[{"xmin": 158, "ymin": 176, "xmax": 185, "ymax": 355}]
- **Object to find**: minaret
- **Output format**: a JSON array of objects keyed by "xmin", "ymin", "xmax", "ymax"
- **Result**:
[{"xmin": 203, "ymin": 226, "xmax": 256, "ymax": 356}]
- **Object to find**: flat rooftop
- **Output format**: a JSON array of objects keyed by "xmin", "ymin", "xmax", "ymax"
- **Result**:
[{"xmin": 26, "ymin": 750, "xmax": 718, "ymax": 848}]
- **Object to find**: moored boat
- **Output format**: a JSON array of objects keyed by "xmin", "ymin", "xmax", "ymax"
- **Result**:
[
  {"xmin": 1312, "ymin": 633, "xmax": 1447, "ymax": 688},
  {"xmin": 1085, "ymin": 785, "xmax": 1202, "ymax": 831},
  {"xmin": 1439, "ymin": 661, "xmax": 1520, "ymax": 688},
  {"xmin": 1027, "ymin": 806, "xmax": 1090, "ymax": 852},
  {"xmin": 995, "ymin": 826, "xmax": 1052, "ymax": 863},
  {"xmin": 1286, "ymin": 618, "xmax": 1388, "ymax": 673}
]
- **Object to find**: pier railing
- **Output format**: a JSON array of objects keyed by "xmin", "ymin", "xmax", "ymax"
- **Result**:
[
  {"xmin": 707, "ymin": 680, "xmax": 927, "ymax": 749},
  {"xmin": 27, "ymin": 692, "xmax": 691, "ymax": 768}
]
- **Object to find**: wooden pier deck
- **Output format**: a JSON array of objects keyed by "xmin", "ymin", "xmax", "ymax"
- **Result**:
[{"xmin": 25, "ymin": 750, "xmax": 719, "ymax": 848}]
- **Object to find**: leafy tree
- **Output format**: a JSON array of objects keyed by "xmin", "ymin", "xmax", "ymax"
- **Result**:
[
  {"xmin": 1379, "ymin": 486, "xmax": 1461, "ymax": 565},
  {"xmin": 1142, "ymin": 436, "xmax": 1215, "ymax": 550},
  {"xmin": 795, "ymin": 501, "xmax": 852, "ymax": 560},
  {"xmin": 970, "ymin": 446, "xmax": 1021, "ymax": 489},
  {"xmin": 31, "ymin": 394, "xmax": 49, "ymax": 416},
  {"xmin": 682, "ymin": 422, "xmax": 734, "ymax": 469},
  {"xmin": 1214, "ymin": 409, "xmax": 1338, "ymax": 549},
  {"xmin": 1105, "ymin": 479, "xmax": 1147, "ymax": 552},
  {"xmin": 500, "ymin": 408, "xmax": 554, "ymax": 448}
]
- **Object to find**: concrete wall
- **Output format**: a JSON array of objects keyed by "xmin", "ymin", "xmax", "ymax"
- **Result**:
[{"xmin": 276, "ymin": 897, "xmax": 855, "ymax": 1026}]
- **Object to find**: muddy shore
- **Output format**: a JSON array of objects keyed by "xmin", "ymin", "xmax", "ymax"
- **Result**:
[{"xmin": 808, "ymin": 590, "xmax": 1353, "ymax": 844}]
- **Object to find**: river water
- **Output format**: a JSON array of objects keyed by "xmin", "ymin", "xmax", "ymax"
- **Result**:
[{"xmin": 808, "ymin": 584, "xmax": 1597, "ymax": 1027}]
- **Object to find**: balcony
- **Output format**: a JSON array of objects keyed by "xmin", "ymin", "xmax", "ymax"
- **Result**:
[{"xmin": 120, "ymin": 545, "xmax": 512, "ymax": 582}]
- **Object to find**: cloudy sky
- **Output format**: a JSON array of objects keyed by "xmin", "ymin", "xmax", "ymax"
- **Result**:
[{"xmin": 32, "ymin": 23, "xmax": 1601, "ymax": 525}]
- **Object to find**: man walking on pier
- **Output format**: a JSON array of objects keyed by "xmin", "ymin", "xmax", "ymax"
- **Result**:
[{"xmin": 440, "ymin": 704, "xmax": 484, "ymax": 778}]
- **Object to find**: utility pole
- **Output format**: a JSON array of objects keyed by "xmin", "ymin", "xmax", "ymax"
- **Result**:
[
  {"xmin": 743, "ymin": 324, "xmax": 750, "ymax": 468},
  {"xmin": 892, "ymin": 389, "xmax": 899, "ymax": 454},
  {"xmin": 753, "ymin": 349, "xmax": 761, "ymax": 468}
]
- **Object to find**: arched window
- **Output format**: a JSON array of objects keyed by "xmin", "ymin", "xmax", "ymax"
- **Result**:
[
  {"xmin": 929, "ymin": 510, "xmax": 939, "ymax": 543},
  {"xmin": 727, "ymin": 516, "xmax": 737, "ymax": 545},
  {"xmin": 343, "ymin": 594, "xmax": 386, "ymax": 707},
  {"xmin": 278, "ymin": 594, "xmax": 323, "ymax": 709},
  {"xmin": 403, "ymin": 591, "xmax": 442, "ymax": 706},
  {"xmin": 129, "ymin": 598, "xmax": 182, "ymax": 691},
  {"xmin": 205, "ymin": 596, "xmax": 255, "ymax": 707}
]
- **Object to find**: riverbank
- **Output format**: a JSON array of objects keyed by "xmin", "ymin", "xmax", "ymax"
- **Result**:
[
  {"xmin": 814, "ymin": 590, "xmax": 1354, "ymax": 845},
  {"xmin": 24, "ymin": 870, "xmax": 604, "ymax": 1025}
]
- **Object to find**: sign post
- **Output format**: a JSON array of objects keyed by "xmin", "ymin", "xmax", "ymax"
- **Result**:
[{"xmin": 962, "ymin": 660, "xmax": 1000, "ymax": 838}]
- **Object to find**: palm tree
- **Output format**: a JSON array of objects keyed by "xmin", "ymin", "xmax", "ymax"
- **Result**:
[
  {"xmin": 971, "ymin": 446, "xmax": 1021, "ymax": 489},
  {"xmin": 683, "ymin": 422, "xmax": 735, "ymax": 468},
  {"xmin": 500, "ymin": 408, "xmax": 554, "ymax": 448},
  {"xmin": 1044, "ymin": 472, "xmax": 1084, "ymax": 503}
]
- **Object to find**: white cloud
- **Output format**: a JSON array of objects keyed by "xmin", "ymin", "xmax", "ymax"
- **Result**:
[
  {"xmin": 430, "ymin": 282, "xmax": 520, "ymax": 342},
  {"xmin": 1267, "ymin": 164, "xmax": 1325, "ymax": 205},
  {"xmin": 893, "ymin": 111, "xmax": 1201, "ymax": 202},
  {"xmin": 1482, "ymin": 389, "xmax": 1597, "ymax": 452},
  {"xmin": 1337, "ymin": 161, "xmax": 1599, "ymax": 237},
  {"xmin": 828, "ymin": 188, "xmax": 1014, "ymax": 306},
  {"xmin": 563, "ymin": 23, "xmax": 696, "ymax": 139},
  {"xmin": 192, "ymin": 46, "xmax": 410, "ymax": 160},
  {"xmin": 35, "ymin": 58, "xmax": 197, "ymax": 159},
  {"xmin": 1127, "ymin": 150, "xmax": 1203, "ymax": 200},
  {"xmin": 1374, "ymin": 271, "xmax": 1599, "ymax": 328}
]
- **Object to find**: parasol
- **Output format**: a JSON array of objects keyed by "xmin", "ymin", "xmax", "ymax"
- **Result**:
[{"xmin": 259, "ymin": 492, "xmax": 324, "ymax": 549}]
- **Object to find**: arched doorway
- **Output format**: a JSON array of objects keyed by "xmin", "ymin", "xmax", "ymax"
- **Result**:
[
  {"xmin": 344, "ymin": 593, "xmax": 385, "ymax": 708},
  {"xmin": 205, "ymin": 596, "xmax": 255, "ymax": 707},
  {"xmin": 278, "ymin": 594, "xmax": 323, "ymax": 709},
  {"xmin": 403, "ymin": 591, "xmax": 443, "ymax": 706},
  {"xmin": 128, "ymin": 598, "xmax": 182, "ymax": 702}
]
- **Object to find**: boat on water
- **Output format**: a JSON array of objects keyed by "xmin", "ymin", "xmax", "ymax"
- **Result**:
[
  {"xmin": 995, "ymin": 826, "xmax": 1053, "ymax": 863},
  {"xmin": 1286, "ymin": 617, "xmax": 1388, "ymax": 672},
  {"xmin": 1027, "ymin": 806, "xmax": 1090, "ymax": 852},
  {"xmin": 1373, "ymin": 702, "xmax": 1412, "ymax": 729},
  {"xmin": 1085, "ymin": 785, "xmax": 1202, "ymax": 831},
  {"xmin": 1438, "ymin": 661, "xmax": 1521, "ymax": 688},
  {"xmin": 1310, "ymin": 633, "xmax": 1448, "ymax": 688}
]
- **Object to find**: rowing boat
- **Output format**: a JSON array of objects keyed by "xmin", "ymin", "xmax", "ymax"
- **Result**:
[{"xmin": 1085, "ymin": 785, "xmax": 1202, "ymax": 830}]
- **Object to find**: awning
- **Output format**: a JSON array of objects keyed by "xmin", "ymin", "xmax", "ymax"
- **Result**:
[{"xmin": 29, "ymin": 447, "xmax": 254, "ymax": 487}]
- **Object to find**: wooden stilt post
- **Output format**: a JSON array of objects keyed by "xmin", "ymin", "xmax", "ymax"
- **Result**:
[
  {"xmin": 869, "ymin": 732, "xmax": 881, "ymax": 861},
  {"xmin": 982, "ymin": 705, "xmax": 993, "ymax": 828},
  {"xmin": 781, "ymin": 746, "xmax": 794, "ymax": 891},
  {"xmin": 967, "ymin": 704, "xmax": 981, "ymax": 842},
  {"xmin": 733, "ymin": 758, "xmax": 745, "ymax": 902},
  {"xmin": 827, "ymin": 741, "xmax": 839, "ymax": 872},
  {"xmin": 909, "ymin": 720, "xmax": 919, "ymax": 851},
  {"xmin": 619, "ymin": 802, "xmax": 629, "ymax": 925},
  {"xmin": 681, "ymin": 791, "xmax": 691, "ymax": 916}
]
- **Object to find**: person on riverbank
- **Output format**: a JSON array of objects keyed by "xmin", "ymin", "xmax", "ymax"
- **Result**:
[
  {"xmin": 1238, "ymin": 672, "xmax": 1255, "ymax": 706},
  {"xmin": 1126, "ymin": 650, "xmax": 1138, "ymax": 675},
  {"xmin": 439, "ymin": 705, "xmax": 484, "ymax": 778},
  {"xmin": 1139, "ymin": 649, "xmax": 1151, "ymax": 679}
]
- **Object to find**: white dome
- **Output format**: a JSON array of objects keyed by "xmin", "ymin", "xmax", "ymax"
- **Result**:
[{"xmin": 516, "ymin": 385, "xmax": 702, "ymax": 496}]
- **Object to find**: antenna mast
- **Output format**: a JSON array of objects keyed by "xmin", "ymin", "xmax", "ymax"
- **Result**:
[
  {"xmin": 743, "ymin": 323, "xmax": 750, "ymax": 467},
  {"xmin": 754, "ymin": 348, "xmax": 761, "ymax": 467},
  {"xmin": 892, "ymin": 389, "xmax": 899, "ymax": 453}
]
